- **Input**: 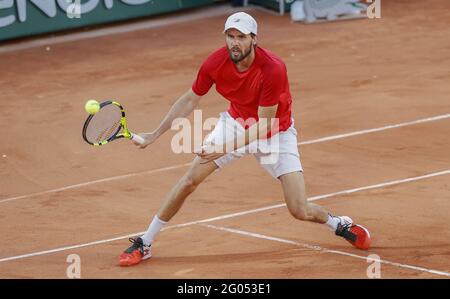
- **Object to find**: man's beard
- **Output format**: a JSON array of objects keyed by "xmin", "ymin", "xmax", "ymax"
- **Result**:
[{"xmin": 228, "ymin": 45, "xmax": 253, "ymax": 63}]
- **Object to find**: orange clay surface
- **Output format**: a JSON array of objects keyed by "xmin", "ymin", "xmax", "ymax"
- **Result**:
[{"xmin": 0, "ymin": 0, "xmax": 449, "ymax": 278}]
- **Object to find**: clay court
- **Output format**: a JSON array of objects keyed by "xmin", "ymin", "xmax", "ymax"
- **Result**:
[{"xmin": 0, "ymin": 0, "xmax": 449, "ymax": 278}]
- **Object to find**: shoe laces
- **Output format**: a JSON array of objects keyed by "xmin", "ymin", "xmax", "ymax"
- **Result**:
[
  {"xmin": 125, "ymin": 237, "xmax": 145, "ymax": 254},
  {"xmin": 335, "ymin": 223, "xmax": 357, "ymax": 242}
]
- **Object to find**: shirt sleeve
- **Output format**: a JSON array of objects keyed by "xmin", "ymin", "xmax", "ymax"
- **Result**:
[
  {"xmin": 192, "ymin": 60, "xmax": 214, "ymax": 96},
  {"xmin": 259, "ymin": 65, "xmax": 286, "ymax": 107}
]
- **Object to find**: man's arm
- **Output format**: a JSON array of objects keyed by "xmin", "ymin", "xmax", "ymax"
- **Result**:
[
  {"xmin": 227, "ymin": 104, "xmax": 278, "ymax": 151},
  {"xmin": 153, "ymin": 88, "xmax": 201, "ymax": 138},
  {"xmin": 135, "ymin": 88, "xmax": 201, "ymax": 148}
]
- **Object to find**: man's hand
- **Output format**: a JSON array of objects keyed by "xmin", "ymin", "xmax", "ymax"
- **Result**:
[
  {"xmin": 195, "ymin": 143, "xmax": 226, "ymax": 164},
  {"xmin": 132, "ymin": 131, "xmax": 158, "ymax": 149}
]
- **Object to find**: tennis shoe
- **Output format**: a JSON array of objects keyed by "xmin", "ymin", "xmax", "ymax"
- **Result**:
[
  {"xmin": 119, "ymin": 237, "xmax": 151, "ymax": 266},
  {"xmin": 335, "ymin": 220, "xmax": 371, "ymax": 250}
]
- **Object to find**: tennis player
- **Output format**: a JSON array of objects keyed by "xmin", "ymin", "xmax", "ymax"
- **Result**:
[{"xmin": 119, "ymin": 12, "xmax": 371, "ymax": 266}]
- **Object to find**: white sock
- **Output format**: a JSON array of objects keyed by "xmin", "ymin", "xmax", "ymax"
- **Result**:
[
  {"xmin": 325, "ymin": 214, "xmax": 340, "ymax": 231},
  {"xmin": 140, "ymin": 215, "xmax": 167, "ymax": 246}
]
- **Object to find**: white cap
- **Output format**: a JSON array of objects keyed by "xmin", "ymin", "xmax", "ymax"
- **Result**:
[{"xmin": 223, "ymin": 12, "xmax": 258, "ymax": 35}]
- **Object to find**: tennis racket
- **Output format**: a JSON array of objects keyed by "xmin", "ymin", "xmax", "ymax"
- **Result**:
[{"xmin": 82, "ymin": 100, "xmax": 145, "ymax": 146}]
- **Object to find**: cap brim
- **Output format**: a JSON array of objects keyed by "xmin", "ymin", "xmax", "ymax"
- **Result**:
[{"xmin": 223, "ymin": 26, "xmax": 252, "ymax": 35}]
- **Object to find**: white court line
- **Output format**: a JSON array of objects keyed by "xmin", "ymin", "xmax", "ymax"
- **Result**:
[
  {"xmin": 1, "ymin": 113, "xmax": 449, "ymax": 204},
  {"xmin": 0, "ymin": 168, "xmax": 448, "ymax": 264},
  {"xmin": 0, "ymin": 233, "xmax": 140, "ymax": 264},
  {"xmin": 201, "ymin": 224, "xmax": 450, "ymax": 278},
  {"xmin": 299, "ymin": 113, "xmax": 450, "ymax": 145},
  {"xmin": 0, "ymin": 3, "xmax": 247, "ymax": 54},
  {"xmin": 0, "ymin": 163, "xmax": 192, "ymax": 204}
]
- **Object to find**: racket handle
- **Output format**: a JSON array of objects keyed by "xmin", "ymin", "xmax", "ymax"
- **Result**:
[{"xmin": 131, "ymin": 133, "xmax": 145, "ymax": 145}]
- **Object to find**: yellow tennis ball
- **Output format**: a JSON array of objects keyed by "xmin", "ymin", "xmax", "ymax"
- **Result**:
[{"xmin": 85, "ymin": 100, "xmax": 100, "ymax": 114}]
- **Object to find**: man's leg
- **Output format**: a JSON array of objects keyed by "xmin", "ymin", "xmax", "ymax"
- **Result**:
[
  {"xmin": 258, "ymin": 123, "xmax": 370, "ymax": 249},
  {"xmin": 144, "ymin": 111, "xmax": 241, "ymax": 244},
  {"xmin": 157, "ymin": 156, "xmax": 219, "ymax": 221},
  {"xmin": 119, "ymin": 156, "xmax": 218, "ymax": 266},
  {"xmin": 279, "ymin": 170, "xmax": 371, "ymax": 250},
  {"xmin": 140, "ymin": 155, "xmax": 218, "ymax": 244},
  {"xmin": 279, "ymin": 170, "xmax": 351, "ymax": 229},
  {"xmin": 257, "ymin": 126, "xmax": 351, "ymax": 228},
  {"xmin": 279, "ymin": 171, "xmax": 329, "ymax": 223}
]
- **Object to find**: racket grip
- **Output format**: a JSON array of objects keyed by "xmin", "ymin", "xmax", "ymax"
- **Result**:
[{"xmin": 131, "ymin": 133, "xmax": 145, "ymax": 145}]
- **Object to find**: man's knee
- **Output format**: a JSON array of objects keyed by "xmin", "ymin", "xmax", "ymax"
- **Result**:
[{"xmin": 180, "ymin": 175, "xmax": 200, "ymax": 193}]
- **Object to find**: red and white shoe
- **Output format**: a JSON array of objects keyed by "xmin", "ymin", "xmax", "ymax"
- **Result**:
[
  {"xmin": 119, "ymin": 237, "xmax": 151, "ymax": 267},
  {"xmin": 335, "ymin": 219, "xmax": 371, "ymax": 250}
]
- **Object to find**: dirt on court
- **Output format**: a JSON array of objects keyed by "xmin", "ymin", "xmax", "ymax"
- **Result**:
[{"xmin": 0, "ymin": 0, "xmax": 449, "ymax": 278}]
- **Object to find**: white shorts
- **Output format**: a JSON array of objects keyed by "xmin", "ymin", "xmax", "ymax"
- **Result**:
[{"xmin": 203, "ymin": 112, "xmax": 303, "ymax": 179}]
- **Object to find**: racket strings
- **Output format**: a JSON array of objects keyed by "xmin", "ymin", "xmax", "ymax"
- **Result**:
[
  {"xmin": 85, "ymin": 104, "xmax": 122, "ymax": 144},
  {"xmin": 96, "ymin": 120, "xmax": 121, "ymax": 142}
]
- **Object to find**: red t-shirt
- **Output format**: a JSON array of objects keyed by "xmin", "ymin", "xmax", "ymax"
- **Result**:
[{"xmin": 192, "ymin": 46, "xmax": 292, "ymax": 135}]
